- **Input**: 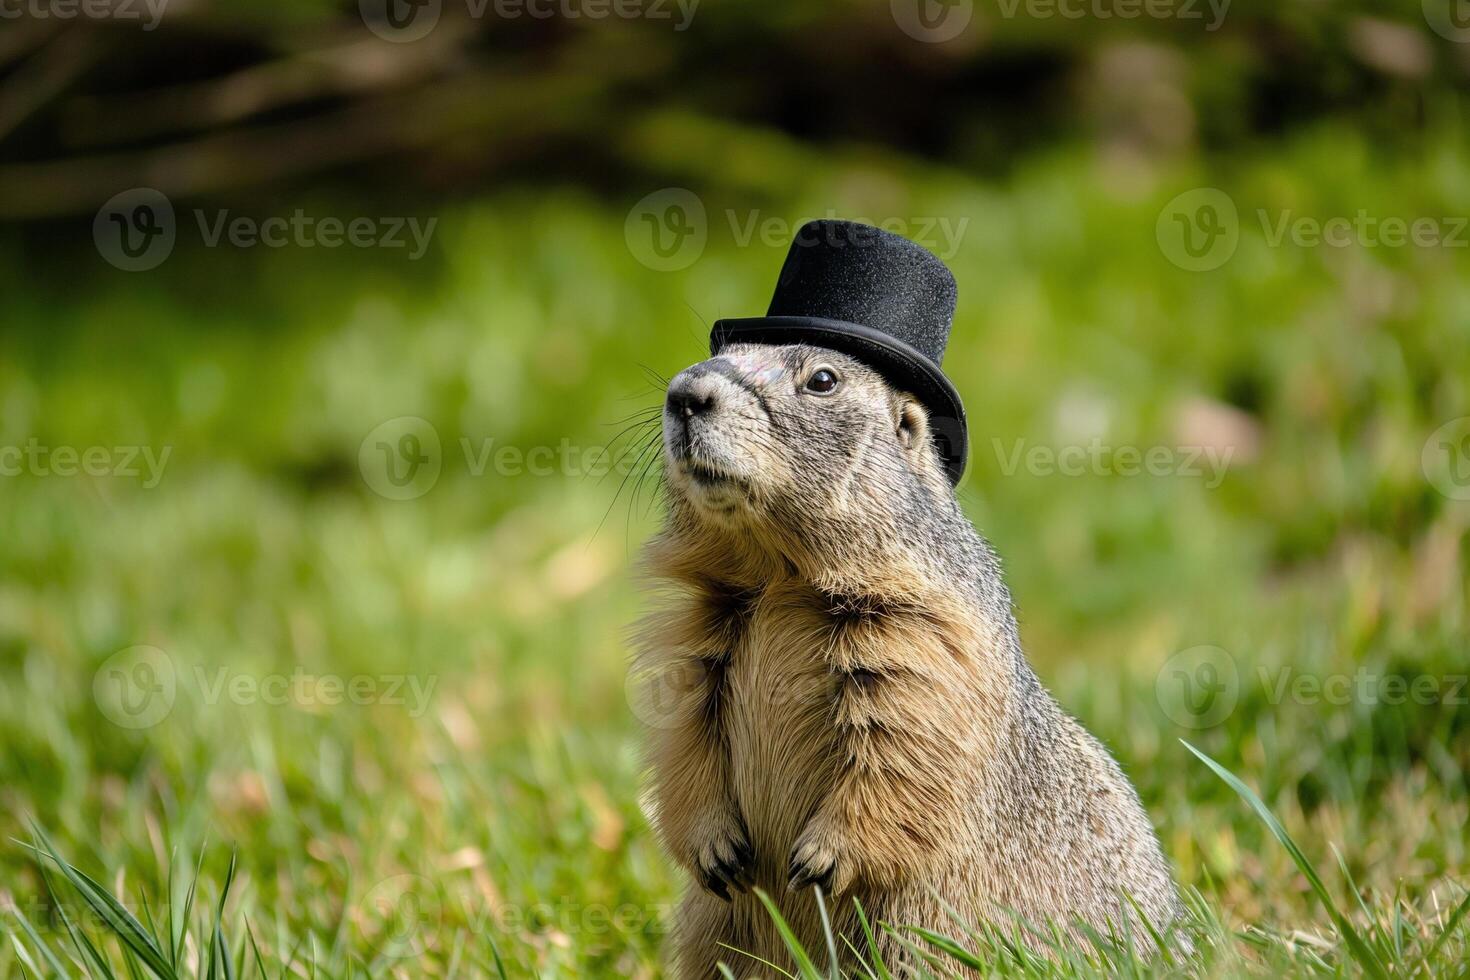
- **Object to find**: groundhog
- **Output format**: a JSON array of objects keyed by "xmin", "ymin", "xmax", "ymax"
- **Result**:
[{"xmin": 633, "ymin": 340, "xmax": 1182, "ymax": 977}]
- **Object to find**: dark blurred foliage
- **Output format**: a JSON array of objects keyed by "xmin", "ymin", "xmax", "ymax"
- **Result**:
[{"xmin": 1, "ymin": 0, "xmax": 1467, "ymax": 220}]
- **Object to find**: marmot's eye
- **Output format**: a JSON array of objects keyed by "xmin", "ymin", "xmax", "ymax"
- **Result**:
[{"xmin": 804, "ymin": 368, "xmax": 840, "ymax": 395}]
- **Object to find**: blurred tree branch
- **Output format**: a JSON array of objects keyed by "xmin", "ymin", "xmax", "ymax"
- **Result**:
[
  {"xmin": 59, "ymin": 22, "xmax": 474, "ymax": 147},
  {"xmin": 0, "ymin": 14, "xmax": 666, "ymax": 217},
  {"xmin": 0, "ymin": 26, "xmax": 102, "ymax": 143},
  {"xmin": 0, "ymin": 0, "xmax": 1465, "ymax": 221}
]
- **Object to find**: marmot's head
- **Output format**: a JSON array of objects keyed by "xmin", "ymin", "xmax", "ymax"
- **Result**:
[{"xmin": 661, "ymin": 343, "xmax": 952, "ymax": 532}]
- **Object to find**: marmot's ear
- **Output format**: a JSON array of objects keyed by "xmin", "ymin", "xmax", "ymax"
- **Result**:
[{"xmin": 894, "ymin": 394, "xmax": 929, "ymax": 456}]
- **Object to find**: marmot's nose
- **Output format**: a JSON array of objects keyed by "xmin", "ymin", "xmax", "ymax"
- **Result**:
[{"xmin": 666, "ymin": 372, "xmax": 720, "ymax": 419}]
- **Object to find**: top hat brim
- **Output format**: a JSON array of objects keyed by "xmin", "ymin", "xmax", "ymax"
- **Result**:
[{"xmin": 710, "ymin": 315, "xmax": 968, "ymax": 484}]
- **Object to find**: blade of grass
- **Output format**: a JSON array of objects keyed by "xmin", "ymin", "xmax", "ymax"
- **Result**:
[
  {"xmin": 35, "ymin": 849, "xmax": 122, "ymax": 980},
  {"xmin": 173, "ymin": 847, "xmax": 206, "ymax": 970},
  {"xmin": 752, "ymin": 889, "xmax": 822, "ymax": 979},
  {"xmin": 852, "ymin": 899, "xmax": 893, "ymax": 980},
  {"xmin": 839, "ymin": 936, "xmax": 881, "ymax": 980},
  {"xmin": 243, "ymin": 922, "xmax": 268, "ymax": 980},
  {"xmin": 812, "ymin": 887, "xmax": 840, "ymax": 980},
  {"xmin": 164, "ymin": 849, "xmax": 176, "ymax": 973},
  {"xmin": 29, "ymin": 829, "xmax": 177, "ymax": 980},
  {"xmin": 716, "ymin": 943, "xmax": 797, "ymax": 980},
  {"xmin": 1332, "ymin": 844, "xmax": 1385, "ymax": 952},
  {"xmin": 1412, "ymin": 887, "xmax": 1470, "ymax": 977},
  {"xmin": 882, "ymin": 925, "xmax": 955, "ymax": 979},
  {"xmin": 487, "ymin": 934, "xmax": 510, "ymax": 980},
  {"xmin": 207, "ymin": 852, "xmax": 237, "ymax": 980},
  {"xmin": 1183, "ymin": 740, "xmax": 1389, "ymax": 980},
  {"xmin": 903, "ymin": 926, "xmax": 984, "ymax": 970},
  {"xmin": 1122, "ymin": 891, "xmax": 1174, "ymax": 967},
  {"xmin": 5, "ymin": 897, "xmax": 75, "ymax": 979}
]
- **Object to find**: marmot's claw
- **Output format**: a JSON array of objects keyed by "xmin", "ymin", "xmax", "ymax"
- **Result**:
[
  {"xmin": 701, "ymin": 869, "xmax": 732, "ymax": 902},
  {"xmin": 786, "ymin": 842, "xmax": 837, "ymax": 894},
  {"xmin": 728, "ymin": 837, "xmax": 757, "ymax": 887},
  {"xmin": 696, "ymin": 822, "xmax": 756, "ymax": 900}
]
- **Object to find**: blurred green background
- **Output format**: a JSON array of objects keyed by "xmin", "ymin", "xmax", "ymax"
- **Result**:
[{"xmin": 1, "ymin": 0, "xmax": 1469, "ymax": 976}]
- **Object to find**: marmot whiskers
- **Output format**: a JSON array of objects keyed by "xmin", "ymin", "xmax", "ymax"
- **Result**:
[{"xmin": 633, "ymin": 342, "xmax": 1180, "ymax": 977}]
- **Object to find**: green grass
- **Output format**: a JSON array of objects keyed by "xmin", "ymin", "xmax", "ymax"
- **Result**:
[
  {"xmin": 10, "ymin": 746, "xmax": 1468, "ymax": 977},
  {"xmin": 1, "ymin": 117, "xmax": 1468, "ymax": 976}
]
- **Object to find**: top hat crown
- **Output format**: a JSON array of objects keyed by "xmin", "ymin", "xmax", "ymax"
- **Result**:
[{"xmin": 710, "ymin": 219, "xmax": 968, "ymax": 483}]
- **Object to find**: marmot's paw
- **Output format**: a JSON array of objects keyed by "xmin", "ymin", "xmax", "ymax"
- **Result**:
[
  {"xmin": 695, "ymin": 820, "xmax": 755, "ymax": 902},
  {"xmin": 787, "ymin": 826, "xmax": 849, "ymax": 895}
]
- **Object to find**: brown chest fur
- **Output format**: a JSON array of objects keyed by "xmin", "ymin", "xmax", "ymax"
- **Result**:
[
  {"xmin": 722, "ymin": 584, "xmax": 846, "ymax": 872},
  {"xmin": 639, "ymin": 555, "xmax": 1180, "ymax": 977}
]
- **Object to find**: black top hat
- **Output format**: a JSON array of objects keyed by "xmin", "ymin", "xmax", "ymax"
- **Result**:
[{"xmin": 710, "ymin": 219, "xmax": 968, "ymax": 483}]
